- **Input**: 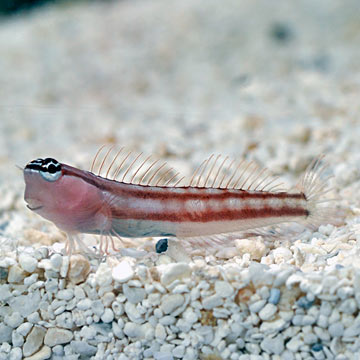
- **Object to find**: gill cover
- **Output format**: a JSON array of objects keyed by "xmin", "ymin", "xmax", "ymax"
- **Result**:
[{"xmin": 25, "ymin": 158, "xmax": 62, "ymax": 182}]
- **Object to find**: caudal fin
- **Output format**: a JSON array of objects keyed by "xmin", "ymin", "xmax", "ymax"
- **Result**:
[{"xmin": 297, "ymin": 155, "xmax": 343, "ymax": 229}]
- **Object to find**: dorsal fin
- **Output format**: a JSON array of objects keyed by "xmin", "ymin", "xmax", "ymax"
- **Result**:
[
  {"xmin": 91, "ymin": 146, "xmax": 284, "ymax": 192},
  {"xmin": 187, "ymin": 154, "xmax": 284, "ymax": 192},
  {"xmin": 90, "ymin": 146, "xmax": 185, "ymax": 187}
]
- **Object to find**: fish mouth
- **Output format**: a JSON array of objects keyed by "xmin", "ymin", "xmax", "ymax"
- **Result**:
[
  {"xmin": 26, "ymin": 204, "xmax": 43, "ymax": 211},
  {"xmin": 25, "ymin": 198, "xmax": 44, "ymax": 211}
]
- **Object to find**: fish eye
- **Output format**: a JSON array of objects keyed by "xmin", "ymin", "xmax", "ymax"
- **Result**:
[{"xmin": 26, "ymin": 158, "xmax": 62, "ymax": 182}]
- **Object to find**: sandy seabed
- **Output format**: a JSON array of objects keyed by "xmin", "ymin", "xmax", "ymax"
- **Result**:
[{"xmin": 1, "ymin": 0, "xmax": 360, "ymax": 359}]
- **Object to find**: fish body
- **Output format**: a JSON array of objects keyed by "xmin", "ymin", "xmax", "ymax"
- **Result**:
[{"xmin": 23, "ymin": 152, "xmax": 336, "ymax": 253}]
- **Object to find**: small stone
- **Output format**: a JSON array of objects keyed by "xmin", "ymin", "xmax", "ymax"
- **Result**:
[
  {"xmin": 0, "ymin": 284, "xmax": 12, "ymax": 301},
  {"xmin": 60, "ymin": 256, "xmax": 69, "ymax": 278},
  {"xmin": 50, "ymin": 254, "xmax": 62, "ymax": 272},
  {"xmin": 70, "ymin": 341, "xmax": 97, "ymax": 356},
  {"xmin": 77, "ymin": 298, "xmax": 92, "ymax": 311},
  {"xmin": 24, "ymin": 346, "xmax": 51, "ymax": 360},
  {"xmin": 95, "ymin": 263, "xmax": 113, "ymax": 286},
  {"xmin": 156, "ymin": 238, "xmax": 168, "ymax": 253},
  {"xmin": 259, "ymin": 304, "xmax": 277, "ymax": 321},
  {"xmin": 23, "ymin": 326, "xmax": 46, "ymax": 357},
  {"xmin": 101, "ymin": 308, "xmax": 114, "ymax": 323},
  {"xmin": 273, "ymin": 247, "xmax": 293, "ymax": 263},
  {"xmin": 52, "ymin": 346, "xmax": 63, "ymax": 356},
  {"xmin": 154, "ymin": 351, "xmax": 173, "ymax": 360},
  {"xmin": 9, "ymin": 348, "xmax": 22, "ymax": 360},
  {"xmin": 303, "ymin": 333, "xmax": 317, "ymax": 345},
  {"xmin": 123, "ymin": 284, "xmax": 146, "ymax": 304},
  {"xmin": 1, "ymin": 342, "xmax": 11, "ymax": 353},
  {"xmin": 235, "ymin": 238, "xmax": 266, "ymax": 260},
  {"xmin": 4, "ymin": 312, "xmax": 23, "ymax": 328},
  {"xmin": 155, "ymin": 323, "xmax": 167, "ymax": 341},
  {"xmin": 215, "ymin": 281, "xmax": 234, "ymax": 298},
  {"xmin": 19, "ymin": 254, "xmax": 38, "ymax": 273},
  {"xmin": 159, "ymin": 263, "xmax": 191, "ymax": 286},
  {"xmin": 314, "ymin": 327, "xmax": 330, "ymax": 342},
  {"xmin": 160, "ymin": 294, "xmax": 185, "ymax": 314},
  {"xmin": 202, "ymin": 294, "xmax": 223, "ymax": 310},
  {"xmin": 260, "ymin": 318, "xmax": 286, "ymax": 334},
  {"xmin": 249, "ymin": 300, "xmax": 266, "ymax": 313},
  {"xmin": 112, "ymin": 260, "xmax": 134, "ymax": 283},
  {"xmin": 286, "ymin": 336, "xmax": 303, "ymax": 352},
  {"xmin": 302, "ymin": 315, "xmax": 316, "ymax": 326},
  {"xmin": 79, "ymin": 326, "xmax": 96, "ymax": 340},
  {"xmin": 328, "ymin": 322, "xmax": 344, "ymax": 337},
  {"xmin": 74, "ymin": 286, "xmax": 85, "ymax": 299},
  {"xmin": 312, "ymin": 343, "xmax": 323, "ymax": 352},
  {"xmin": 44, "ymin": 328, "xmax": 73, "ymax": 347},
  {"xmin": 123, "ymin": 322, "xmax": 144, "ymax": 338},
  {"xmin": 12, "ymin": 331, "xmax": 24, "ymax": 347},
  {"xmin": 17, "ymin": 322, "xmax": 33, "ymax": 336},
  {"xmin": 92, "ymin": 300, "xmax": 105, "ymax": 317},
  {"xmin": 67, "ymin": 255, "xmax": 90, "ymax": 284},
  {"xmin": 172, "ymin": 345, "xmax": 185, "ymax": 358},
  {"xmin": 296, "ymin": 296, "xmax": 314, "ymax": 309},
  {"xmin": 339, "ymin": 298, "xmax": 357, "ymax": 314},
  {"xmin": 56, "ymin": 289, "xmax": 74, "ymax": 301},
  {"xmin": 24, "ymin": 274, "xmax": 38, "ymax": 286},
  {"xmin": 317, "ymin": 314, "xmax": 328, "ymax": 328},
  {"xmin": 124, "ymin": 302, "xmax": 143, "ymax": 323},
  {"xmin": 28, "ymin": 312, "xmax": 41, "ymax": 324},
  {"xmin": 268, "ymin": 288, "xmax": 281, "ymax": 305},
  {"xmin": 261, "ymin": 334, "xmax": 284, "ymax": 355},
  {"xmin": 112, "ymin": 322, "xmax": 123, "ymax": 339},
  {"xmin": 8, "ymin": 265, "xmax": 26, "ymax": 283},
  {"xmin": 343, "ymin": 323, "xmax": 360, "ymax": 337}
]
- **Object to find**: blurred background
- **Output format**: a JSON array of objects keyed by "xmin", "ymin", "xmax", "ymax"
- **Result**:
[{"xmin": 0, "ymin": 0, "xmax": 360, "ymax": 191}]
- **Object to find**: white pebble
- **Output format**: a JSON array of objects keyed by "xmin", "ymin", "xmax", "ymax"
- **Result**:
[
  {"xmin": 160, "ymin": 294, "xmax": 185, "ymax": 314},
  {"xmin": 19, "ymin": 254, "xmax": 38, "ymax": 273},
  {"xmin": 249, "ymin": 300, "xmax": 266, "ymax": 313},
  {"xmin": 56, "ymin": 289, "xmax": 74, "ymax": 301},
  {"xmin": 155, "ymin": 323, "xmax": 167, "ymax": 341},
  {"xmin": 16, "ymin": 322, "xmax": 32, "ymax": 337},
  {"xmin": 95, "ymin": 263, "xmax": 113, "ymax": 286},
  {"xmin": 259, "ymin": 304, "xmax": 277, "ymax": 321},
  {"xmin": 12, "ymin": 332, "xmax": 24, "ymax": 347},
  {"xmin": 44, "ymin": 328, "xmax": 73, "ymax": 347},
  {"xmin": 159, "ymin": 263, "xmax": 191, "ymax": 286},
  {"xmin": 172, "ymin": 345, "xmax": 185, "ymax": 358},
  {"xmin": 202, "ymin": 294, "xmax": 223, "ymax": 310},
  {"xmin": 123, "ymin": 284, "xmax": 146, "ymax": 304},
  {"xmin": 50, "ymin": 254, "xmax": 63, "ymax": 271},
  {"xmin": 7, "ymin": 265, "xmax": 25, "ymax": 283},
  {"xmin": 286, "ymin": 336, "xmax": 303, "ymax": 352},
  {"xmin": 124, "ymin": 302, "xmax": 143, "ymax": 323},
  {"xmin": 123, "ymin": 322, "xmax": 144, "ymax": 338},
  {"xmin": 23, "ymin": 326, "xmax": 46, "ymax": 357},
  {"xmin": 328, "ymin": 322, "xmax": 344, "ymax": 337},
  {"xmin": 215, "ymin": 281, "xmax": 234, "ymax": 298},
  {"xmin": 112, "ymin": 261, "xmax": 134, "ymax": 283},
  {"xmin": 8, "ymin": 347, "xmax": 22, "ymax": 360},
  {"xmin": 4, "ymin": 312, "xmax": 23, "ymax": 328},
  {"xmin": 101, "ymin": 308, "xmax": 114, "ymax": 323}
]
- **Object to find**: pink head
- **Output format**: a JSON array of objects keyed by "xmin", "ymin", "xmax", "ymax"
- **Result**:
[{"xmin": 23, "ymin": 158, "xmax": 110, "ymax": 233}]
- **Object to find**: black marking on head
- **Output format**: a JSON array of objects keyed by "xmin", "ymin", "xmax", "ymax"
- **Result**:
[{"xmin": 25, "ymin": 158, "xmax": 62, "ymax": 182}]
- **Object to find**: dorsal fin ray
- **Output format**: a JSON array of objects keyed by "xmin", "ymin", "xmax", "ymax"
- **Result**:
[
  {"xmin": 90, "ymin": 146, "xmax": 184, "ymax": 187},
  {"xmin": 187, "ymin": 154, "xmax": 284, "ymax": 192}
]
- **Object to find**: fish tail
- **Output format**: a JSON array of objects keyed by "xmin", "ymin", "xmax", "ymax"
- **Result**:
[{"xmin": 297, "ymin": 155, "xmax": 343, "ymax": 229}]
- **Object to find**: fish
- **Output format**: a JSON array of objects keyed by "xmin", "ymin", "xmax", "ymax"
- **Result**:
[{"xmin": 23, "ymin": 147, "xmax": 338, "ymax": 255}]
